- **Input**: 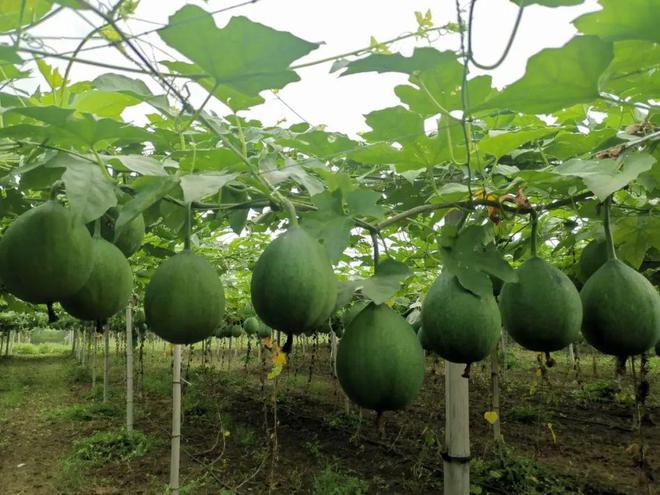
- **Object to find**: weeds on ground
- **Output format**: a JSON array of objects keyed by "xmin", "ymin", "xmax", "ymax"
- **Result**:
[
  {"xmin": 312, "ymin": 464, "xmax": 369, "ymax": 495},
  {"xmin": 471, "ymin": 444, "xmax": 580, "ymax": 495},
  {"xmin": 42, "ymin": 402, "xmax": 119, "ymax": 422}
]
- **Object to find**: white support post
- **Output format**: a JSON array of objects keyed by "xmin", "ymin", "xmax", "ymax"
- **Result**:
[
  {"xmin": 126, "ymin": 305, "xmax": 134, "ymax": 432},
  {"xmin": 103, "ymin": 325, "xmax": 110, "ymax": 403},
  {"xmin": 170, "ymin": 344, "xmax": 182, "ymax": 495},
  {"xmin": 444, "ymin": 362, "xmax": 470, "ymax": 495}
]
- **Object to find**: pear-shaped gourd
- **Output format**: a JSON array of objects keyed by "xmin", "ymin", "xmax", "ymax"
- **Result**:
[
  {"xmin": 579, "ymin": 239, "xmax": 607, "ymax": 283},
  {"xmin": 336, "ymin": 303, "xmax": 425, "ymax": 412},
  {"xmin": 102, "ymin": 209, "xmax": 145, "ymax": 258},
  {"xmin": 0, "ymin": 201, "xmax": 94, "ymax": 303},
  {"xmin": 499, "ymin": 257, "xmax": 582, "ymax": 352},
  {"xmin": 256, "ymin": 323, "xmax": 273, "ymax": 339},
  {"xmin": 230, "ymin": 325, "xmax": 243, "ymax": 338},
  {"xmin": 145, "ymin": 250, "xmax": 225, "ymax": 345},
  {"xmin": 581, "ymin": 259, "xmax": 660, "ymax": 357},
  {"xmin": 243, "ymin": 317, "xmax": 260, "ymax": 335},
  {"xmin": 421, "ymin": 273, "xmax": 501, "ymax": 364},
  {"xmin": 61, "ymin": 239, "xmax": 133, "ymax": 322},
  {"xmin": 250, "ymin": 227, "xmax": 337, "ymax": 335},
  {"xmin": 417, "ymin": 327, "xmax": 433, "ymax": 352}
]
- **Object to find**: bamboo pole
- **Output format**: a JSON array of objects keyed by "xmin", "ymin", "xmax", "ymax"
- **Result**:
[
  {"xmin": 103, "ymin": 325, "xmax": 110, "ymax": 403},
  {"xmin": 126, "ymin": 305, "xmax": 134, "ymax": 432},
  {"xmin": 444, "ymin": 362, "xmax": 470, "ymax": 495},
  {"xmin": 170, "ymin": 344, "xmax": 182, "ymax": 495}
]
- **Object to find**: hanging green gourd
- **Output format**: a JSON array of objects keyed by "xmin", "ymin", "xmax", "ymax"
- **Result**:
[
  {"xmin": 250, "ymin": 210, "xmax": 337, "ymax": 338},
  {"xmin": 0, "ymin": 196, "xmax": 94, "ymax": 305},
  {"xmin": 578, "ymin": 238, "xmax": 608, "ymax": 283},
  {"xmin": 145, "ymin": 203, "xmax": 225, "ymax": 345},
  {"xmin": 243, "ymin": 317, "xmax": 260, "ymax": 335},
  {"xmin": 61, "ymin": 220, "xmax": 134, "ymax": 324},
  {"xmin": 336, "ymin": 303, "xmax": 425, "ymax": 413},
  {"xmin": 499, "ymin": 211, "xmax": 582, "ymax": 354},
  {"xmin": 580, "ymin": 198, "xmax": 660, "ymax": 357},
  {"xmin": 421, "ymin": 273, "xmax": 501, "ymax": 366}
]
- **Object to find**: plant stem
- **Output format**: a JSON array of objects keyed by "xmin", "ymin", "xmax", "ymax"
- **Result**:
[
  {"xmin": 603, "ymin": 197, "xmax": 617, "ymax": 260},
  {"xmin": 529, "ymin": 210, "xmax": 538, "ymax": 257},
  {"xmin": 184, "ymin": 202, "xmax": 192, "ymax": 250}
]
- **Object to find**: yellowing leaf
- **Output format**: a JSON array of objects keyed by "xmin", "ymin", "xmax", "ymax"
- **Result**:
[
  {"xmin": 272, "ymin": 351, "xmax": 287, "ymax": 366},
  {"xmin": 267, "ymin": 364, "xmax": 283, "ymax": 380},
  {"xmin": 484, "ymin": 411, "xmax": 499, "ymax": 425}
]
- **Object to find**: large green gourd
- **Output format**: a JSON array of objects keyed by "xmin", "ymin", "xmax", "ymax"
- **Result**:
[
  {"xmin": 243, "ymin": 317, "xmax": 260, "ymax": 335},
  {"xmin": 250, "ymin": 227, "xmax": 337, "ymax": 335},
  {"xmin": 145, "ymin": 250, "xmax": 225, "ymax": 345},
  {"xmin": 421, "ymin": 273, "xmax": 501, "ymax": 364},
  {"xmin": 103, "ymin": 210, "xmax": 145, "ymax": 258},
  {"xmin": 61, "ymin": 238, "xmax": 133, "ymax": 322},
  {"xmin": 499, "ymin": 257, "xmax": 582, "ymax": 352},
  {"xmin": 581, "ymin": 259, "xmax": 660, "ymax": 357},
  {"xmin": 336, "ymin": 303, "xmax": 425, "ymax": 413},
  {"xmin": 0, "ymin": 201, "xmax": 94, "ymax": 303}
]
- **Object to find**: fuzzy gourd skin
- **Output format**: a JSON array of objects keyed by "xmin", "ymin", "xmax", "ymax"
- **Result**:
[
  {"xmin": 61, "ymin": 239, "xmax": 133, "ymax": 322},
  {"xmin": 0, "ymin": 201, "xmax": 94, "ymax": 303},
  {"xmin": 499, "ymin": 257, "xmax": 582, "ymax": 352},
  {"xmin": 336, "ymin": 303, "xmax": 425, "ymax": 413},
  {"xmin": 341, "ymin": 300, "xmax": 369, "ymax": 332},
  {"xmin": 580, "ymin": 259, "xmax": 660, "ymax": 357},
  {"xmin": 250, "ymin": 227, "xmax": 337, "ymax": 335},
  {"xmin": 421, "ymin": 273, "xmax": 501, "ymax": 364},
  {"xmin": 105, "ymin": 212, "xmax": 145, "ymax": 258},
  {"xmin": 145, "ymin": 250, "xmax": 225, "ymax": 345}
]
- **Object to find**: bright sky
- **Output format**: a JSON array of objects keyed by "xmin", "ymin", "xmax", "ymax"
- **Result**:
[{"xmin": 20, "ymin": 0, "xmax": 600, "ymax": 136}]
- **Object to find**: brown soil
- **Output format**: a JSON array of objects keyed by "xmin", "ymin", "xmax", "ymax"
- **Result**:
[{"xmin": 0, "ymin": 341, "xmax": 658, "ymax": 495}]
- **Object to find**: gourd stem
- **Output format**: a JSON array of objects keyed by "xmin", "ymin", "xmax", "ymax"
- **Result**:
[
  {"xmin": 529, "ymin": 210, "xmax": 538, "ymax": 257},
  {"xmin": 184, "ymin": 202, "xmax": 192, "ymax": 251},
  {"xmin": 603, "ymin": 197, "xmax": 617, "ymax": 260},
  {"xmin": 93, "ymin": 218, "xmax": 101, "ymax": 239}
]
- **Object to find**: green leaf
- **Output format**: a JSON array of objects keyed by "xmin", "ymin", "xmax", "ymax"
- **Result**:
[
  {"xmin": 345, "ymin": 189, "xmax": 385, "ymax": 219},
  {"xmin": 179, "ymin": 172, "xmax": 240, "ymax": 204},
  {"xmin": 475, "ymin": 36, "xmax": 613, "ymax": 114},
  {"xmin": 0, "ymin": 0, "xmax": 53, "ymax": 33},
  {"xmin": 103, "ymin": 155, "xmax": 168, "ymax": 176},
  {"xmin": 219, "ymin": 186, "xmax": 249, "ymax": 235},
  {"xmin": 441, "ymin": 225, "xmax": 517, "ymax": 297},
  {"xmin": 0, "ymin": 44, "xmax": 21, "ymax": 64},
  {"xmin": 62, "ymin": 161, "xmax": 117, "ymax": 223},
  {"xmin": 574, "ymin": 0, "xmax": 660, "ymax": 44},
  {"xmin": 159, "ymin": 6, "xmax": 319, "ymax": 110},
  {"xmin": 479, "ymin": 128, "xmax": 557, "ymax": 160},
  {"xmin": 116, "ymin": 175, "xmax": 179, "ymax": 231},
  {"xmin": 301, "ymin": 190, "xmax": 354, "ymax": 263},
  {"xmin": 600, "ymin": 40, "xmax": 660, "ymax": 100},
  {"xmin": 359, "ymin": 259, "xmax": 412, "ymax": 305},
  {"xmin": 260, "ymin": 156, "xmax": 324, "ymax": 196},
  {"xmin": 544, "ymin": 128, "xmax": 616, "ymax": 160},
  {"xmin": 363, "ymin": 106, "xmax": 424, "ymax": 142},
  {"xmin": 555, "ymin": 152, "xmax": 656, "ymax": 200},
  {"xmin": 341, "ymin": 47, "xmax": 451, "ymax": 76},
  {"xmin": 92, "ymin": 74, "xmax": 172, "ymax": 114},
  {"xmin": 613, "ymin": 215, "xmax": 660, "ymax": 268}
]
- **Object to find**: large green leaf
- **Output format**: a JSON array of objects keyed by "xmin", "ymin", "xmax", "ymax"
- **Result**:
[
  {"xmin": 92, "ymin": 74, "xmax": 172, "ymax": 114},
  {"xmin": 440, "ymin": 225, "xmax": 517, "ymax": 297},
  {"xmin": 179, "ymin": 172, "xmax": 239, "ymax": 204},
  {"xmin": 0, "ymin": 0, "xmax": 53, "ymax": 33},
  {"xmin": 574, "ymin": 0, "xmax": 660, "ymax": 44},
  {"xmin": 600, "ymin": 40, "xmax": 660, "ymax": 100},
  {"xmin": 359, "ymin": 259, "xmax": 412, "ymax": 305},
  {"xmin": 475, "ymin": 36, "xmax": 613, "ymax": 114},
  {"xmin": 510, "ymin": 0, "xmax": 584, "ymax": 5},
  {"xmin": 301, "ymin": 190, "xmax": 354, "ymax": 262},
  {"xmin": 479, "ymin": 128, "xmax": 557, "ymax": 161},
  {"xmin": 363, "ymin": 106, "xmax": 424, "ymax": 143},
  {"xmin": 613, "ymin": 215, "xmax": 660, "ymax": 269},
  {"xmin": 116, "ymin": 175, "xmax": 179, "ymax": 231},
  {"xmin": 159, "ymin": 6, "xmax": 319, "ymax": 110},
  {"xmin": 341, "ymin": 47, "xmax": 450, "ymax": 76},
  {"xmin": 554, "ymin": 152, "xmax": 656, "ymax": 200},
  {"xmin": 62, "ymin": 161, "xmax": 117, "ymax": 223}
]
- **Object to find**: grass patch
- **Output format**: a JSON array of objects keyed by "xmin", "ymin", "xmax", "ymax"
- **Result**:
[
  {"xmin": 42, "ymin": 402, "xmax": 119, "ymax": 422},
  {"xmin": 472, "ymin": 445, "xmax": 579, "ymax": 495},
  {"xmin": 13, "ymin": 343, "xmax": 70, "ymax": 355},
  {"xmin": 313, "ymin": 464, "xmax": 369, "ymax": 495}
]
